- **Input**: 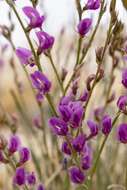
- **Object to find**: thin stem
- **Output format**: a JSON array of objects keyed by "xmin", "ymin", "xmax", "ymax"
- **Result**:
[
  {"xmin": 64, "ymin": 37, "xmax": 83, "ymax": 95},
  {"xmin": 87, "ymin": 111, "xmax": 121, "ymax": 189},
  {"xmin": 78, "ymin": 0, "xmax": 105, "ymax": 65},
  {"xmin": 48, "ymin": 53, "xmax": 64, "ymax": 94},
  {"xmin": 64, "ymin": 1, "xmax": 105, "ymax": 95},
  {"xmin": 83, "ymin": 17, "xmax": 113, "ymax": 119},
  {"xmin": 7, "ymin": 1, "xmax": 57, "ymax": 116},
  {"xmin": 46, "ymin": 94, "xmax": 58, "ymax": 116}
]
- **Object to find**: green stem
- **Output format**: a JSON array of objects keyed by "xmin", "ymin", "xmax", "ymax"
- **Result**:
[
  {"xmin": 87, "ymin": 111, "xmax": 121, "ymax": 189},
  {"xmin": 46, "ymin": 94, "xmax": 58, "ymax": 116},
  {"xmin": 63, "ymin": 37, "xmax": 83, "ymax": 95},
  {"xmin": 7, "ymin": 1, "xmax": 57, "ymax": 116},
  {"xmin": 78, "ymin": 0, "xmax": 105, "ymax": 65},
  {"xmin": 48, "ymin": 54, "xmax": 64, "ymax": 94}
]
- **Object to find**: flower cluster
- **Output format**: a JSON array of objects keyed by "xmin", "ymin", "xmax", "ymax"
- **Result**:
[
  {"xmin": 49, "ymin": 93, "xmax": 112, "ymax": 184},
  {"xmin": 0, "ymin": 135, "xmax": 45, "ymax": 189},
  {"xmin": 116, "ymin": 68, "xmax": 127, "ymax": 144}
]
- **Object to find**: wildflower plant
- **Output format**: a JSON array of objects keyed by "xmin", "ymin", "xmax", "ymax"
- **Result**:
[{"xmin": 0, "ymin": 0, "xmax": 127, "ymax": 190}]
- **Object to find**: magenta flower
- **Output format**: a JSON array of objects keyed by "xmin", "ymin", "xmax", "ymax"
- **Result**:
[
  {"xmin": 72, "ymin": 134, "xmax": 86, "ymax": 153},
  {"xmin": 61, "ymin": 141, "xmax": 72, "ymax": 155},
  {"xmin": 8, "ymin": 135, "xmax": 20, "ymax": 155},
  {"xmin": 37, "ymin": 184, "xmax": 45, "ymax": 190},
  {"xmin": 80, "ymin": 90, "xmax": 88, "ymax": 102},
  {"xmin": 122, "ymin": 69, "xmax": 127, "ymax": 88},
  {"xmin": 18, "ymin": 147, "xmax": 30, "ymax": 166},
  {"xmin": 117, "ymin": 95, "xmax": 127, "ymax": 111},
  {"xmin": 36, "ymin": 31, "xmax": 54, "ymax": 54},
  {"xmin": 85, "ymin": 0, "xmax": 100, "ymax": 10},
  {"xmin": 49, "ymin": 117, "xmax": 68, "ymax": 136},
  {"xmin": 117, "ymin": 123, "xmax": 127, "ymax": 143},
  {"xmin": 69, "ymin": 166, "xmax": 85, "ymax": 184},
  {"xmin": 23, "ymin": 6, "xmax": 45, "ymax": 29},
  {"xmin": 16, "ymin": 47, "xmax": 35, "ymax": 67},
  {"xmin": 102, "ymin": 115, "xmax": 112, "ymax": 136},
  {"xmin": 77, "ymin": 18, "xmax": 92, "ymax": 37},
  {"xmin": 87, "ymin": 120, "xmax": 99, "ymax": 138},
  {"xmin": 30, "ymin": 71, "xmax": 51, "ymax": 101},
  {"xmin": 81, "ymin": 144, "xmax": 92, "ymax": 170},
  {"xmin": 27, "ymin": 172, "xmax": 36, "ymax": 186},
  {"xmin": 13, "ymin": 168, "xmax": 26, "ymax": 186}
]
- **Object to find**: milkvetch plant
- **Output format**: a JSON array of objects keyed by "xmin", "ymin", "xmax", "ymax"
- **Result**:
[{"xmin": 0, "ymin": 0, "xmax": 127, "ymax": 190}]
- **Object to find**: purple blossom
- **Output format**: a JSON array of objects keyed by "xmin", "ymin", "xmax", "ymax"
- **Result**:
[
  {"xmin": 80, "ymin": 90, "xmax": 88, "ymax": 102},
  {"xmin": 0, "ymin": 151, "xmax": 4, "ymax": 162},
  {"xmin": 49, "ymin": 117, "xmax": 68, "ymax": 136},
  {"xmin": 8, "ymin": 135, "xmax": 20, "ymax": 155},
  {"xmin": 16, "ymin": 47, "xmax": 35, "ymax": 67},
  {"xmin": 27, "ymin": 172, "xmax": 36, "ymax": 186},
  {"xmin": 58, "ymin": 104, "xmax": 71, "ymax": 122},
  {"xmin": 69, "ymin": 166, "xmax": 85, "ymax": 184},
  {"xmin": 81, "ymin": 144, "xmax": 92, "ymax": 170},
  {"xmin": 117, "ymin": 123, "xmax": 127, "ymax": 143},
  {"xmin": 69, "ymin": 101, "xmax": 84, "ymax": 128},
  {"xmin": 87, "ymin": 120, "xmax": 99, "ymax": 138},
  {"xmin": 23, "ymin": 6, "xmax": 45, "ymax": 29},
  {"xmin": 85, "ymin": 0, "xmax": 100, "ymax": 10},
  {"xmin": 37, "ymin": 184, "xmax": 45, "ymax": 190},
  {"xmin": 31, "ymin": 71, "xmax": 51, "ymax": 101},
  {"xmin": 77, "ymin": 18, "xmax": 92, "ymax": 37},
  {"xmin": 122, "ymin": 69, "xmax": 127, "ymax": 88},
  {"xmin": 61, "ymin": 141, "xmax": 71, "ymax": 155},
  {"xmin": 102, "ymin": 115, "xmax": 112, "ymax": 136},
  {"xmin": 117, "ymin": 95, "xmax": 127, "ymax": 111},
  {"xmin": 13, "ymin": 168, "xmax": 26, "ymax": 186},
  {"xmin": 36, "ymin": 31, "xmax": 54, "ymax": 54},
  {"xmin": 18, "ymin": 147, "xmax": 30, "ymax": 166},
  {"xmin": 72, "ymin": 134, "xmax": 86, "ymax": 153}
]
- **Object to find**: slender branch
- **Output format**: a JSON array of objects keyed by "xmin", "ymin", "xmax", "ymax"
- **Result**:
[{"xmin": 48, "ymin": 53, "xmax": 64, "ymax": 94}]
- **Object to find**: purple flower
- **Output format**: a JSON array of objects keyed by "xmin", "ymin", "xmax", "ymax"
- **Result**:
[
  {"xmin": 69, "ymin": 101, "xmax": 84, "ymax": 128},
  {"xmin": 36, "ymin": 31, "xmax": 54, "ymax": 54},
  {"xmin": 23, "ymin": 6, "xmax": 45, "ymax": 29},
  {"xmin": 58, "ymin": 104, "xmax": 72, "ymax": 122},
  {"xmin": 77, "ymin": 18, "xmax": 92, "ymax": 37},
  {"xmin": 8, "ymin": 135, "xmax": 20, "ymax": 155},
  {"xmin": 13, "ymin": 168, "xmax": 26, "ymax": 186},
  {"xmin": 72, "ymin": 134, "xmax": 86, "ymax": 153},
  {"xmin": 49, "ymin": 117, "xmax": 68, "ymax": 136},
  {"xmin": 37, "ymin": 184, "xmax": 45, "ymax": 190},
  {"xmin": 94, "ymin": 107, "xmax": 104, "ymax": 121},
  {"xmin": 16, "ymin": 47, "xmax": 35, "ymax": 67},
  {"xmin": 17, "ymin": 147, "xmax": 30, "ymax": 166},
  {"xmin": 87, "ymin": 120, "xmax": 99, "ymax": 138},
  {"xmin": 117, "ymin": 123, "xmax": 127, "ymax": 143},
  {"xmin": 61, "ymin": 141, "xmax": 71, "ymax": 155},
  {"xmin": 27, "ymin": 172, "xmax": 36, "ymax": 186},
  {"xmin": 81, "ymin": 144, "xmax": 92, "ymax": 170},
  {"xmin": 31, "ymin": 71, "xmax": 51, "ymax": 101},
  {"xmin": 102, "ymin": 115, "xmax": 112, "ymax": 136},
  {"xmin": 117, "ymin": 96, "xmax": 127, "ymax": 111},
  {"xmin": 80, "ymin": 90, "xmax": 88, "ymax": 102},
  {"xmin": 69, "ymin": 166, "xmax": 85, "ymax": 184},
  {"xmin": 85, "ymin": 0, "xmax": 100, "ymax": 10},
  {"xmin": 122, "ymin": 69, "xmax": 127, "ymax": 88}
]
